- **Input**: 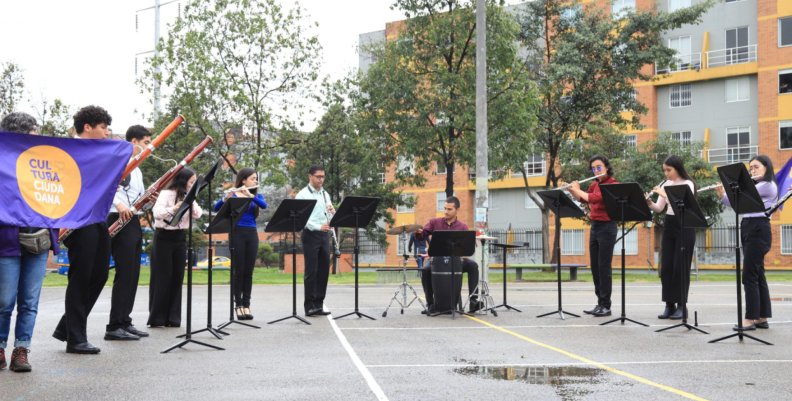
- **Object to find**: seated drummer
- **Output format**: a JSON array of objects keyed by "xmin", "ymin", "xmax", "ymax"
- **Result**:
[{"xmin": 418, "ymin": 196, "xmax": 480, "ymax": 314}]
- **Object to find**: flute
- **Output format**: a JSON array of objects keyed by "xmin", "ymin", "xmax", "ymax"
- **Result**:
[
  {"xmin": 223, "ymin": 185, "xmax": 260, "ymax": 194},
  {"xmin": 557, "ymin": 173, "xmax": 606, "ymax": 190},
  {"xmin": 697, "ymin": 175, "xmax": 763, "ymax": 194},
  {"xmin": 644, "ymin": 179, "xmax": 667, "ymax": 200}
]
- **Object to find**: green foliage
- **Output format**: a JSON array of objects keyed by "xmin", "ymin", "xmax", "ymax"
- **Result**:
[
  {"xmin": 356, "ymin": 0, "xmax": 538, "ymax": 196},
  {"xmin": 517, "ymin": 0, "xmax": 713, "ymax": 187},
  {"xmin": 34, "ymin": 98, "xmax": 74, "ymax": 137},
  {"xmin": 138, "ymin": 0, "xmax": 321, "ymax": 181},
  {"xmin": 0, "ymin": 61, "xmax": 25, "ymax": 116},
  {"xmin": 257, "ymin": 242, "xmax": 279, "ymax": 266}
]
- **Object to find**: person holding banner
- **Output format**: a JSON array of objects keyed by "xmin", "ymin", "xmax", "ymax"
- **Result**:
[
  {"xmin": 0, "ymin": 112, "xmax": 59, "ymax": 372},
  {"xmin": 104, "ymin": 125, "xmax": 152, "ymax": 341},
  {"xmin": 148, "ymin": 168, "xmax": 202, "ymax": 328},
  {"xmin": 717, "ymin": 156, "xmax": 777, "ymax": 330},
  {"xmin": 52, "ymin": 106, "xmax": 114, "ymax": 354},
  {"xmin": 213, "ymin": 167, "xmax": 267, "ymax": 320},
  {"xmin": 567, "ymin": 155, "xmax": 618, "ymax": 317},
  {"xmin": 646, "ymin": 155, "xmax": 696, "ymax": 320}
]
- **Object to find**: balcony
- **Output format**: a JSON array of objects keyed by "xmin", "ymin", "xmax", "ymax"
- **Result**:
[
  {"xmin": 655, "ymin": 53, "xmax": 702, "ymax": 75},
  {"xmin": 706, "ymin": 45, "xmax": 757, "ymax": 68},
  {"xmin": 706, "ymin": 145, "xmax": 757, "ymax": 165}
]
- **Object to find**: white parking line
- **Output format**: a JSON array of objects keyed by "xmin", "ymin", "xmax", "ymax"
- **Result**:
[{"xmin": 327, "ymin": 313, "xmax": 389, "ymax": 401}]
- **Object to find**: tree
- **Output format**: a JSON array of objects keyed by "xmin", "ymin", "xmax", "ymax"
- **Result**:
[
  {"xmin": 356, "ymin": 0, "xmax": 537, "ymax": 197},
  {"xmin": 0, "ymin": 61, "xmax": 25, "ymax": 116},
  {"xmin": 33, "ymin": 97, "xmax": 74, "ymax": 136},
  {"xmin": 139, "ymin": 0, "xmax": 321, "ymax": 180},
  {"xmin": 500, "ymin": 0, "xmax": 712, "ymax": 262}
]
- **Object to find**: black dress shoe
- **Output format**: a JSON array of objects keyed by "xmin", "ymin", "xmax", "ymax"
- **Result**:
[
  {"xmin": 104, "ymin": 328, "xmax": 140, "ymax": 341},
  {"xmin": 669, "ymin": 307, "xmax": 685, "ymax": 320},
  {"xmin": 124, "ymin": 326, "xmax": 149, "ymax": 337},
  {"xmin": 306, "ymin": 308, "xmax": 322, "ymax": 316},
  {"xmin": 165, "ymin": 322, "xmax": 181, "ymax": 328},
  {"xmin": 755, "ymin": 321, "xmax": 769, "ymax": 329},
  {"xmin": 592, "ymin": 307, "xmax": 611, "ymax": 317},
  {"xmin": 421, "ymin": 305, "xmax": 435, "ymax": 315},
  {"xmin": 658, "ymin": 306, "xmax": 676, "ymax": 319},
  {"xmin": 52, "ymin": 329, "xmax": 67, "ymax": 342},
  {"xmin": 315, "ymin": 310, "xmax": 331, "ymax": 316},
  {"xmin": 583, "ymin": 306, "xmax": 600, "ymax": 315},
  {"xmin": 733, "ymin": 324, "xmax": 756, "ymax": 331},
  {"xmin": 66, "ymin": 342, "xmax": 101, "ymax": 354}
]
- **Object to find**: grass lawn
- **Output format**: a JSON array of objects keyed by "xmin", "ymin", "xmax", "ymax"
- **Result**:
[{"xmin": 41, "ymin": 266, "xmax": 792, "ymax": 287}]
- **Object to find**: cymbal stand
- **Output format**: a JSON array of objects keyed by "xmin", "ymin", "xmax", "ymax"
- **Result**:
[
  {"xmin": 382, "ymin": 232, "xmax": 426, "ymax": 317},
  {"xmin": 464, "ymin": 237, "xmax": 497, "ymax": 316}
]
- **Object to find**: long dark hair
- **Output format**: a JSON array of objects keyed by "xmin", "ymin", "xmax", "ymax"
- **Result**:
[
  {"xmin": 663, "ymin": 155, "xmax": 693, "ymax": 182},
  {"xmin": 750, "ymin": 155, "xmax": 777, "ymax": 184},
  {"xmin": 168, "ymin": 167, "xmax": 195, "ymax": 201},
  {"xmin": 235, "ymin": 167, "xmax": 259, "ymax": 218},
  {"xmin": 588, "ymin": 155, "xmax": 614, "ymax": 177}
]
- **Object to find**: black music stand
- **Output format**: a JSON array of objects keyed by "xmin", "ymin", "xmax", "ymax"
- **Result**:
[
  {"xmin": 333, "ymin": 196, "xmax": 380, "ymax": 320},
  {"xmin": 267, "ymin": 199, "xmax": 316, "ymax": 325},
  {"xmin": 427, "ymin": 230, "xmax": 476, "ymax": 319},
  {"xmin": 162, "ymin": 175, "xmax": 224, "ymax": 353},
  {"xmin": 490, "ymin": 243, "xmax": 523, "ymax": 312},
  {"xmin": 599, "ymin": 183, "xmax": 651, "ymax": 327},
  {"xmin": 212, "ymin": 197, "xmax": 260, "ymax": 331},
  {"xmin": 177, "ymin": 160, "xmax": 227, "ymax": 340},
  {"xmin": 709, "ymin": 163, "xmax": 771, "ymax": 345},
  {"xmin": 536, "ymin": 190, "xmax": 585, "ymax": 320},
  {"xmin": 656, "ymin": 184, "xmax": 709, "ymax": 335}
]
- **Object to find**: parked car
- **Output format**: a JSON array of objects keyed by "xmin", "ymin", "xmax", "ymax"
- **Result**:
[{"xmin": 196, "ymin": 256, "xmax": 231, "ymax": 270}]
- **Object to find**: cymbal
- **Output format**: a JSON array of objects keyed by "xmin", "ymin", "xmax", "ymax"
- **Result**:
[
  {"xmin": 476, "ymin": 235, "xmax": 498, "ymax": 240},
  {"xmin": 386, "ymin": 224, "xmax": 422, "ymax": 235}
]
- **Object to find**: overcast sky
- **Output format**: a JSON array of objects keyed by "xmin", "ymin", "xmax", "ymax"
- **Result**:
[{"xmin": 1, "ymin": 0, "xmax": 519, "ymax": 133}]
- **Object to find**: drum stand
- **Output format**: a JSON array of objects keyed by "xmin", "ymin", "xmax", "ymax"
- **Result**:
[
  {"xmin": 382, "ymin": 234, "xmax": 426, "ymax": 317},
  {"xmin": 463, "ymin": 237, "xmax": 497, "ymax": 316}
]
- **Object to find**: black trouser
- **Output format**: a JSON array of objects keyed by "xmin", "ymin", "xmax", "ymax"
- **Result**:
[
  {"xmin": 741, "ymin": 217, "xmax": 772, "ymax": 320},
  {"xmin": 147, "ymin": 229, "xmax": 186, "ymax": 326},
  {"xmin": 420, "ymin": 258, "xmax": 479, "ymax": 306},
  {"xmin": 106, "ymin": 214, "xmax": 142, "ymax": 331},
  {"xmin": 660, "ymin": 214, "xmax": 696, "ymax": 304},
  {"xmin": 231, "ymin": 227, "xmax": 258, "ymax": 308},
  {"xmin": 56, "ymin": 223, "xmax": 110, "ymax": 345},
  {"xmin": 589, "ymin": 221, "xmax": 616, "ymax": 309},
  {"xmin": 302, "ymin": 230, "xmax": 330, "ymax": 312}
]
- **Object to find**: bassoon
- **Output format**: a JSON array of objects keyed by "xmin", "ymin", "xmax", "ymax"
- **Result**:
[
  {"xmin": 107, "ymin": 135, "xmax": 214, "ymax": 237},
  {"xmin": 58, "ymin": 115, "xmax": 185, "ymax": 243}
]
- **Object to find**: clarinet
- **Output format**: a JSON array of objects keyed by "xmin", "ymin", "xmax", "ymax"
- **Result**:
[
  {"xmin": 107, "ymin": 136, "xmax": 213, "ymax": 237},
  {"xmin": 58, "ymin": 115, "xmax": 184, "ymax": 243},
  {"xmin": 323, "ymin": 191, "xmax": 342, "ymax": 256}
]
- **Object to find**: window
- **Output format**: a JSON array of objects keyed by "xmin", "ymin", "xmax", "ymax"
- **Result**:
[
  {"xmin": 727, "ymin": 126, "xmax": 751, "ymax": 163},
  {"xmin": 437, "ymin": 192, "xmax": 455, "ymax": 211},
  {"xmin": 613, "ymin": 230, "xmax": 638, "ymax": 255},
  {"xmin": 525, "ymin": 192, "xmax": 539, "ymax": 209},
  {"xmin": 670, "ymin": 84, "xmax": 692, "ymax": 107},
  {"xmin": 780, "ymin": 69, "xmax": 792, "ymax": 94},
  {"xmin": 379, "ymin": 172, "xmax": 386, "ymax": 184},
  {"xmin": 436, "ymin": 162, "xmax": 447, "ymax": 175},
  {"xmin": 561, "ymin": 229, "xmax": 585, "ymax": 255},
  {"xmin": 780, "ymin": 17, "xmax": 792, "ymax": 47},
  {"xmin": 781, "ymin": 121, "xmax": 792, "ymax": 150},
  {"xmin": 396, "ymin": 156, "xmax": 415, "ymax": 176},
  {"xmin": 525, "ymin": 154, "xmax": 545, "ymax": 176},
  {"xmin": 782, "ymin": 225, "xmax": 792, "ymax": 255},
  {"xmin": 612, "ymin": 0, "xmax": 635, "ymax": 17},
  {"xmin": 726, "ymin": 27, "xmax": 749, "ymax": 64},
  {"xmin": 671, "ymin": 131, "xmax": 692, "ymax": 147},
  {"xmin": 726, "ymin": 77, "xmax": 750, "ymax": 102},
  {"xmin": 397, "ymin": 193, "xmax": 415, "ymax": 213},
  {"xmin": 625, "ymin": 135, "xmax": 637, "ymax": 148},
  {"xmin": 668, "ymin": 0, "xmax": 690, "ymax": 11},
  {"xmin": 668, "ymin": 36, "xmax": 693, "ymax": 70}
]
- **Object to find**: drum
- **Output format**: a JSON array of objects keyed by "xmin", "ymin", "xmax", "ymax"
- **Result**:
[{"xmin": 430, "ymin": 256, "xmax": 464, "ymax": 312}]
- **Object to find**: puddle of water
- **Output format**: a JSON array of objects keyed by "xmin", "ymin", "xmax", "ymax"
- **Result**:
[{"xmin": 454, "ymin": 365, "xmax": 618, "ymax": 401}]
